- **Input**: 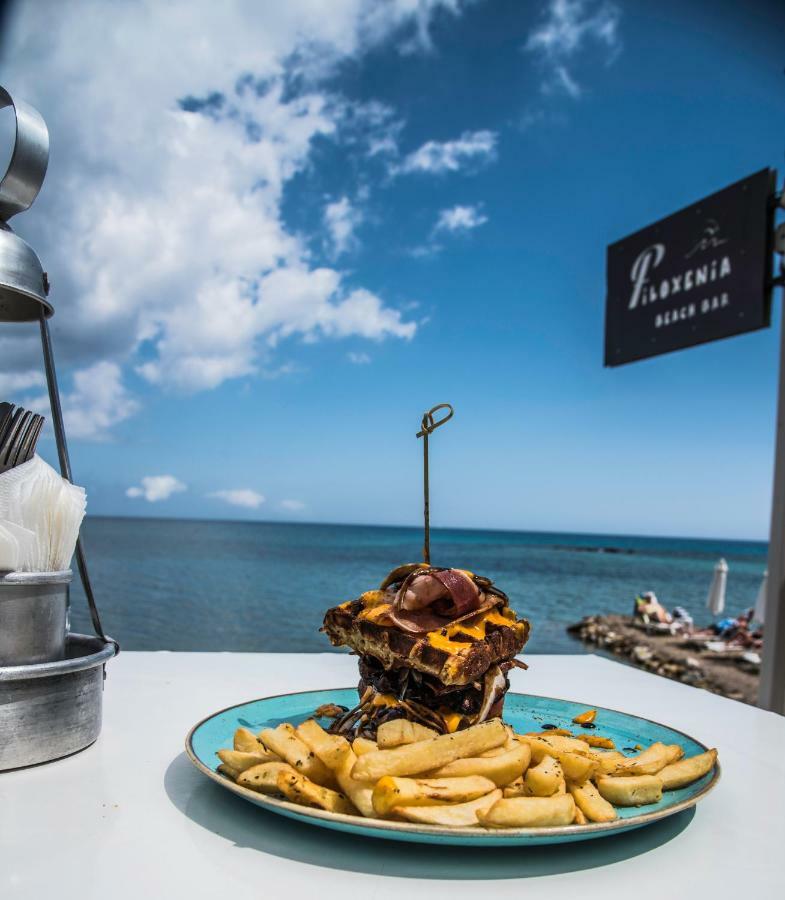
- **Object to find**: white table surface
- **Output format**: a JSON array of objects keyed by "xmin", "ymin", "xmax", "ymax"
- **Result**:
[{"xmin": 1, "ymin": 651, "xmax": 783, "ymax": 898}]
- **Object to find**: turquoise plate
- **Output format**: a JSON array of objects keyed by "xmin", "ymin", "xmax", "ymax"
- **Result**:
[{"xmin": 185, "ymin": 688, "xmax": 719, "ymax": 846}]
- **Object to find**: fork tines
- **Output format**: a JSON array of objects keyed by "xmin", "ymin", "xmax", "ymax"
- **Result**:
[{"xmin": 0, "ymin": 403, "xmax": 46, "ymax": 473}]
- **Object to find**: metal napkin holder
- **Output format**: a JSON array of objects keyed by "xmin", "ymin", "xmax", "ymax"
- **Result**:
[{"xmin": 0, "ymin": 85, "xmax": 117, "ymax": 770}]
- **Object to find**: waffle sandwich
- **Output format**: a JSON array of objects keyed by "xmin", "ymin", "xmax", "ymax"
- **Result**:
[{"xmin": 322, "ymin": 563, "xmax": 530, "ymax": 736}]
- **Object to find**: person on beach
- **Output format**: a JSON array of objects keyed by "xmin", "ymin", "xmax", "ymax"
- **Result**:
[
  {"xmin": 633, "ymin": 591, "xmax": 672, "ymax": 625},
  {"xmin": 671, "ymin": 606, "xmax": 694, "ymax": 632},
  {"xmin": 693, "ymin": 610, "xmax": 763, "ymax": 650}
]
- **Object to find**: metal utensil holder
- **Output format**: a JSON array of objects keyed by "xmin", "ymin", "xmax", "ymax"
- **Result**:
[
  {"xmin": 0, "ymin": 570, "xmax": 71, "ymax": 665},
  {"xmin": 0, "ymin": 85, "xmax": 117, "ymax": 769}
]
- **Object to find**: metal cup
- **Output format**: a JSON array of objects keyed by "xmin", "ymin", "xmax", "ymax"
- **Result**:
[{"xmin": 0, "ymin": 570, "xmax": 70, "ymax": 665}]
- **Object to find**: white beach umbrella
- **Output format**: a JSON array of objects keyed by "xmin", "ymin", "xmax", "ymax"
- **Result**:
[
  {"xmin": 706, "ymin": 558, "xmax": 728, "ymax": 617},
  {"xmin": 753, "ymin": 570, "xmax": 768, "ymax": 625}
]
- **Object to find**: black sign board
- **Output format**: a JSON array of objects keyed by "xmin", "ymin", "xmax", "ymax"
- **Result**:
[{"xmin": 605, "ymin": 169, "xmax": 776, "ymax": 366}]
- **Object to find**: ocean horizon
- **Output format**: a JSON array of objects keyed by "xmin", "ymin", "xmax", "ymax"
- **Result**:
[{"xmin": 68, "ymin": 517, "xmax": 768, "ymax": 655}]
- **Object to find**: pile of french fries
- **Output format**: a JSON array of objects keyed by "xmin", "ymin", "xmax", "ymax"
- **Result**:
[{"xmin": 215, "ymin": 710, "xmax": 718, "ymax": 829}]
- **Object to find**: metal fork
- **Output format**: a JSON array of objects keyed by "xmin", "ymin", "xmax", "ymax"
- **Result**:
[
  {"xmin": 0, "ymin": 408, "xmax": 25, "ymax": 465},
  {"xmin": 0, "ymin": 402, "xmax": 13, "ymax": 433},
  {"xmin": 14, "ymin": 413, "xmax": 45, "ymax": 465},
  {"xmin": 0, "ymin": 408, "xmax": 45, "ymax": 473}
]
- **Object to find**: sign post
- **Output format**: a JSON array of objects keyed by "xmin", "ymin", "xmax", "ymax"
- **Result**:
[
  {"xmin": 605, "ymin": 169, "xmax": 785, "ymax": 714},
  {"xmin": 759, "ymin": 198, "xmax": 785, "ymax": 714}
]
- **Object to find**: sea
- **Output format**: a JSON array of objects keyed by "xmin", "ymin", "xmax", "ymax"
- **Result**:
[{"xmin": 68, "ymin": 518, "xmax": 768, "ymax": 655}]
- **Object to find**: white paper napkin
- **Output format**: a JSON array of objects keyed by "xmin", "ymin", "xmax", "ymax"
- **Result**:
[{"xmin": 0, "ymin": 455, "xmax": 86, "ymax": 572}]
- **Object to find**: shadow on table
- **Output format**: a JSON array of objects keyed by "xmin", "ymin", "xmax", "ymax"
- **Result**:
[{"xmin": 164, "ymin": 753, "xmax": 694, "ymax": 880}]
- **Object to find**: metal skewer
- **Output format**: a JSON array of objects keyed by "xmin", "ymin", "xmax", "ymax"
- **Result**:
[{"xmin": 416, "ymin": 403, "xmax": 454, "ymax": 564}]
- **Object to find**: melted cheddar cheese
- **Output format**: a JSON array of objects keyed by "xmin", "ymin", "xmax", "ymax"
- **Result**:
[
  {"xmin": 427, "ymin": 608, "xmax": 521, "ymax": 653},
  {"xmin": 358, "ymin": 604, "xmax": 393, "ymax": 624},
  {"xmin": 370, "ymin": 692, "xmax": 400, "ymax": 708},
  {"xmin": 359, "ymin": 590, "xmax": 388, "ymax": 608},
  {"xmin": 439, "ymin": 709, "xmax": 464, "ymax": 733}
]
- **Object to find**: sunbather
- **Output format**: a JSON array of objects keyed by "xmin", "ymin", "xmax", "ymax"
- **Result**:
[
  {"xmin": 671, "ymin": 606, "xmax": 694, "ymax": 633},
  {"xmin": 633, "ymin": 591, "xmax": 672, "ymax": 625}
]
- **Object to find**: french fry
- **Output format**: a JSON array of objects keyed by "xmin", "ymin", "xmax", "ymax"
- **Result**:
[
  {"xmin": 276, "ymin": 768, "xmax": 356, "ymax": 814},
  {"xmin": 613, "ymin": 742, "xmax": 671, "ymax": 776},
  {"xmin": 573, "ymin": 709, "xmax": 597, "ymax": 725},
  {"xmin": 295, "ymin": 719, "xmax": 351, "ymax": 770},
  {"xmin": 503, "ymin": 775, "xmax": 531, "ymax": 798},
  {"xmin": 428, "ymin": 742, "xmax": 530, "ymax": 787},
  {"xmin": 593, "ymin": 750, "xmax": 627, "ymax": 775},
  {"xmin": 394, "ymin": 789, "xmax": 503, "ymax": 827},
  {"xmin": 217, "ymin": 715, "xmax": 715, "ymax": 830},
  {"xmin": 521, "ymin": 735, "xmax": 598, "ymax": 785},
  {"xmin": 478, "ymin": 793, "xmax": 576, "ymax": 828},
  {"xmin": 569, "ymin": 780, "xmax": 617, "ymax": 823},
  {"xmin": 557, "ymin": 751, "xmax": 597, "ymax": 785},
  {"xmin": 376, "ymin": 719, "xmax": 438, "ymax": 748},
  {"xmin": 526, "ymin": 728, "xmax": 574, "ymax": 737},
  {"xmin": 352, "ymin": 718, "xmax": 507, "ymax": 781},
  {"xmin": 478, "ymin": 744, "xmax": 511, "ymax": 758},
  {"xmin": 596, "ymin": 775, "xmax": 663, "ymax": 807},
  {"xmin": 659, "ymin": 749, "xmax": 717, "ymax": 790},
  {"xmin": 663, "ymin": 744, "xmax": 685, "ymax": 765},
  {"xmin": 234, "ymin": 727, "xmax": 266, "ymax": 754},
  {"xmin": 372, "ymin": 774, "xmax": 496, "ymax": 816},
  {"xmin": 352, "ymin": 737, "xmax": 377, "ymax": 756},
  {"xmin": 259, "ymin": 723, "xmax": 334, "ymax": 785},
  {"xmin": 525, "ymin": 754, "xmax": 563, "ymax": 797},
  {"xmin": 217, "ymin": 762, "xmax": 241, "ymax": 780},
  {"xmin": 216, "ymin": 748, "xmax": 278, "ymax": 773},
  {"xmin": 521, "ymin": 733, "xmax": 593, "ymax": 758},
  {"xmin": 237, "ymin": 761, "xmax": 296, "ymax": 794},
  {"xmin": 576, "ymin": 734, "xmax": 616, "ymax": 750},
  {"xmin": 334, "ymin": 746, "xmax": 376, "ymax": 818}
]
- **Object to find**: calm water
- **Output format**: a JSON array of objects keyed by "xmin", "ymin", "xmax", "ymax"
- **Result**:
[{"xmin": 69, "ymin": 518, "xmax": 767, "ymax": 654}]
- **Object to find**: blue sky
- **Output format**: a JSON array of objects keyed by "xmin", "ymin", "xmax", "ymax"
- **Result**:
[{"xmin": 0, "ymin": 0, "xmax": 783, "ymax": 539}]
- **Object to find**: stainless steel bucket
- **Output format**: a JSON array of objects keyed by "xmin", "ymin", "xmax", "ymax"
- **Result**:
[
  {"xmin": 0, "ymin": 632, "xmax": 115, "ymax": 771},
  {"xmin": 0, "ymin": 570, "xmax": 71, "ymax": 666}
]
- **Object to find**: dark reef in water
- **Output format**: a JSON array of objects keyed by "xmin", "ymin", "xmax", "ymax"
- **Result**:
[{"xmin": 553, "ymin": 545, "xmax": 636, "ymax": 555}]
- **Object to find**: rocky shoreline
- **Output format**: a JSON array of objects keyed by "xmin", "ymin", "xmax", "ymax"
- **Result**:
[{"xmin": 567, "ymin": 614, "xmax": 760, "ymax": 705}]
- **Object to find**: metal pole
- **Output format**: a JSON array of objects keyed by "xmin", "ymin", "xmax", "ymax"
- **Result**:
[
  {"xmin": 39, "ymin": 310, "xmax": 116, "ymax": 651},
  {"xmin": 759, "ymin": 228, "xmax": 785, "ymax": 712}
]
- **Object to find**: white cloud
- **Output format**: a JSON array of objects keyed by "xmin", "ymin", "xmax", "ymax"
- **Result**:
[
  {"xmin": 24, "ymin": 361, "xmax": 139, "ymax": 441},
  {"xmin": 0, "ymin": 0, "xmax": 477, "ymax": 416},
  {"xmin": 208, "ymin": 489, "xmax": 266, "ymax": 509},
  {"xmin": 408, "ymin": 203, "xmax": 487, "ymax": 257},
  {"xmin": 363, "ymin": 0, "xmax": 470, "ymax": 55},
  {"xmin": 394, "ymin": 130, "xmax": 497, "ymax": 175},
  {"xmin": 347, "ymin": 351, "xmax": 371, "ymax": 364},
  {"xmin": 408, "ymin": 243, "xmax": 443, "ymax": 259},
  {"xmin": 434, "ymin": 204, "xmax": 488, "ymax": 233},
  {"xmin": 127, "ymin": 475, "xmax": 187, "ymax": 502},
  {"xmin": 324, "ymin": 196, "xmax": 363, "ymax": 257},
  {"xmin": 280, "ymin": 499, "xmax": 306, "ymax": 512},
  {"xmin": 0, "ymin": 370, "xmax": 46, "ymax": 396},
  {"xmin": 525, "ymin": 0, "xmax": 621, "ymax": 97}
]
